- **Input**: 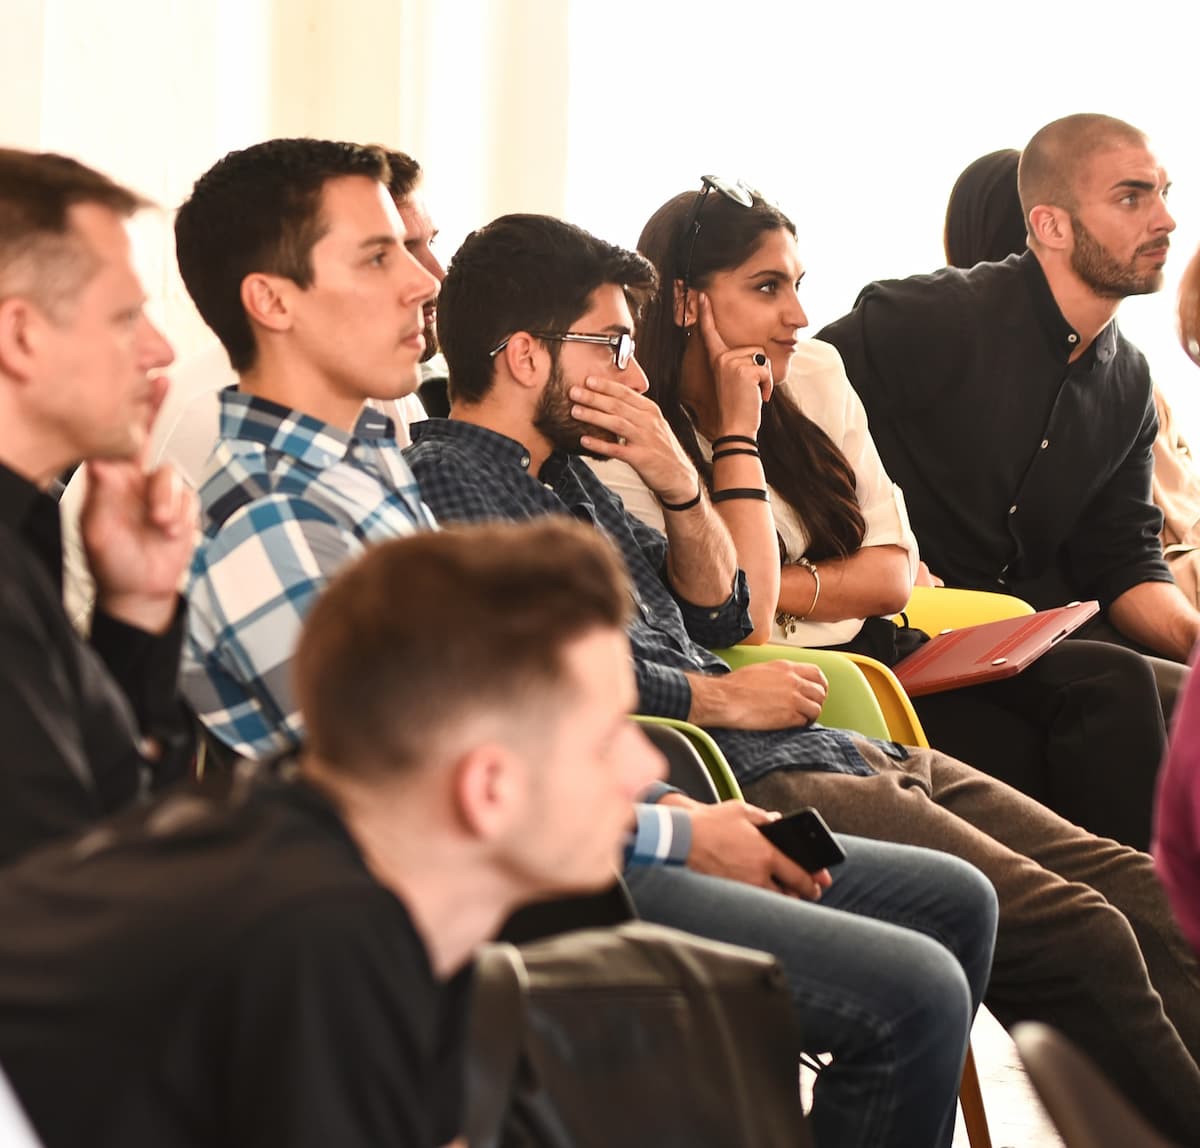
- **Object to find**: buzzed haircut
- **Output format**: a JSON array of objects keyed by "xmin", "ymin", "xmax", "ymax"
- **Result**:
[
  {"xmin": 294, "ymin": 518, "xmax": 634, "ymax": 780},
  {"xmin": 174, "ymin": 138, "xmax": 391, "ymax": 373},
  {"xmin": 438, "ymin": 213, "xmax": 657, "ymax": 405},
  {"xmin": 0, "ymin": 149, "xmax": 149, "ymax": 318},
  {"xmin": 1018, "ymin": 113, "xmax": 1147, "ymax": 223}
]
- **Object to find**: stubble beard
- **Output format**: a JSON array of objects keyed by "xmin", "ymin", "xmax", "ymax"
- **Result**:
[{"xmin": 1070, "ymin": 214, "xmax": 1166, "ymax": 299}]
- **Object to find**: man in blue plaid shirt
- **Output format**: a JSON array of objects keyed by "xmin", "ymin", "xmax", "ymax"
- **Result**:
[
  {"xmin": 175, "ymin": 141, "xmax": 440, "ymax": 762},
  {"xmin": 405, "ymin": 211, "xmax": 1200, "ymax": 1143},
  {"xmin": 169, "ymin": 141, "xmax": 1006, "ymax": 1147}
]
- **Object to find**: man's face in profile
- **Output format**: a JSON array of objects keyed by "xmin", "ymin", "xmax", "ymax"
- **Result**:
[{"xmin": 397, "ymin": 188, "xmax": 443, "ymax": 360}]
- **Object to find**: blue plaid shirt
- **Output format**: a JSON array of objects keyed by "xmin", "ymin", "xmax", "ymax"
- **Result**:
[
  {"xmin": 180, "ymin": 394, "xmax": 690, "ymax": 866},
  {"xmin": 183, "ymin": 391, "xmax": 436, "ymax": 759},
  {"xmin": 407, "ymin": 420, "xmax": 893, "ymax": 784}
]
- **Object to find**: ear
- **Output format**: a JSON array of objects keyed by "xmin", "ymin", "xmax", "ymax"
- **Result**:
[
  {"xmin": 672, "ymin": 279, "xmax": 698, "ymax": 329},
  {"xmin": 451, "ymin": 740, "xmax": 528, "ymax": 840},
  {"xmin": 239, "ymin": 272, "xmax": 294, "ymax": 336},
  {"xmin": 495, "ymin": 331, "xmax": 546, "ymax": 393},
  {"xmin": 1028, "ymin": 204, "xmax": 1071, "ymax": 252},
  {"xmin": 0, "ymin": 297, "xmax": 46, "ymax": 384}
]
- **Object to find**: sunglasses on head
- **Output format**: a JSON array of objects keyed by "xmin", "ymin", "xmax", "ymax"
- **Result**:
[{"xmin": 677, "ymin": 174, "xmax": 756, "ymax": 291}]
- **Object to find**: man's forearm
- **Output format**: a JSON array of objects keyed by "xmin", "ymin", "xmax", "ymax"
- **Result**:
[
  {"xmin": 661, "ymin": 496, "xmax": 740, "ymax": 606},
  {"xmin": 1109, "ymin": 580, "xmax": 1200, "ymax": 662}
]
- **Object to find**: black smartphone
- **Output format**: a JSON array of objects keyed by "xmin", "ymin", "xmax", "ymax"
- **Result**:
[{"xmin": 758, "ymin": 808, "xmax": 846, "ymax": 872}]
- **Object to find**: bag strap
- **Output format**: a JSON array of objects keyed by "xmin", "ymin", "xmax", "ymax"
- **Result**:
[{"xmin": 463, "ymin": 942, "xmax": 529, "ymax": 1148}]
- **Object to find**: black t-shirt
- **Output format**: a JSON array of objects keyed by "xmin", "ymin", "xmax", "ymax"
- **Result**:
[{"xmin": 0, "ymin": 776, "xmax": 471, "ymax": 1148}]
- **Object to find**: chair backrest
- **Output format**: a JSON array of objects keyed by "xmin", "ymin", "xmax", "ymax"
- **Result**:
[
  {"xmin": 712, "ymin": 645, "xmax": 893, "ymax": 741},
  {"xmin": 1012, "ymin": 1022, "xmax": 1180, "ymax": 1148},
  {"xmin": 637, "ymin": 721, "xmax": 721, "ymax": 803},
  {"xmin": 899, "ymin": 585, "xmax": 1034, "ymax": 633},
  {"xmin": 634, "ymin": 716, "xmax": 744, "ymax": 801}
]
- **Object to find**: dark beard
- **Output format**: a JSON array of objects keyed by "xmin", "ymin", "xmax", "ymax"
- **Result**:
[
  {"xmin": 419, "ymin": 312, "xmax": 438, "ymax": 362},
  {"xmin": 532, "ymin": 361, "xmax": 619, "ymax": 459},
  {"xmin": 1070, "ymin": 214, "xmax": 1166, "ymax": 298}
]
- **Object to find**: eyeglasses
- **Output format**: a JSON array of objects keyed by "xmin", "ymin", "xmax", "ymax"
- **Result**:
[
  {"xmin": 488, "ymin": 330, "xmax": 636, "ymax": 370},
  {"xmin": 677, "ymin": 174, "xmax": 756, "ymax": 290}
]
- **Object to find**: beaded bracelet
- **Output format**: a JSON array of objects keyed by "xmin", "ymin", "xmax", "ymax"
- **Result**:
[
  {"xmin": 659, "ymin": 485, "xmax": 703, "ymax": 512},
  {"xmin": 775, "ymin": 557, "xmax": 821, "ymax": 635},
  {"xmin": 710, "ymin": 488, "xmax": 770, "ymax": 504}
]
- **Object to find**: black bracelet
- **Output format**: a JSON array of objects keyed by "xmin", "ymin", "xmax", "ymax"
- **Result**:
[
  {"xmin": 710, "ymin": 487, "xmax": 770, "ymax": 504},
  {"xmin": 711, "ymin": 447, "xmax": 761, "ymax": 461},
  {"xmin": 659, "ymin": 486, "xmax": 703, "ymax": 512},
  {"xmin": 711, "ymin": 434, "xmax": 758, "ymax": 449}
]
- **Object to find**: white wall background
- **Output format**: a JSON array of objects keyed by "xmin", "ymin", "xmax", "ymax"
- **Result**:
[{"xmin": 3, "ymin": 0, "xmax": 1199, "ymax": 431}]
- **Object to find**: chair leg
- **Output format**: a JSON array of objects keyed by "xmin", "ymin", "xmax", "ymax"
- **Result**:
[{"xmin": 959, "ymin": 1043, "xmax": 993, "ymax": 1148}]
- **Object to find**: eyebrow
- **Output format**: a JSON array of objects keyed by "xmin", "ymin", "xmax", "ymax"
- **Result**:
[
  {"xmin": 359, "ymin": 234, "xmax": 400, "ymax": 250},
  {"xmin": 1111, "ymin": 179, "xmax": 1164, "ymax": 194},
  {"xmin": 746, "ymin": 268, "xmax": 806, "ymax": 282}
]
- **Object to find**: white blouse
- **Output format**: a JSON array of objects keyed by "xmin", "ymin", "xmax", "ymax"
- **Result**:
[{"xmin": 589, "ymin": 338, "xmax": 918, "ymax": 648}]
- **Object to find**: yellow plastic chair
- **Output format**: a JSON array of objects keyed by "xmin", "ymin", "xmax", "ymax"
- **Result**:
[{"xmin": 899, "ymin": 585, "xmax": 1034, "ymax": 634}]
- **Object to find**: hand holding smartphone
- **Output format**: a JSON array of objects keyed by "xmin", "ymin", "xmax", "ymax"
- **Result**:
[{"xmin": 758, "ymin": 807, "xmax": 845, "ymax": 873}]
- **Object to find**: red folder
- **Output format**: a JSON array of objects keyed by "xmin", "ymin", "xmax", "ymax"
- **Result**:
[{"xmin": 893, "ymin": 600, "xmax": 1100, "ymax": 697}]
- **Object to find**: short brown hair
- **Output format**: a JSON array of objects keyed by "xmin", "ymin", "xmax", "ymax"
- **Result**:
[
  {"xmin": 440, "ymin": 214, "xmax": 657, "ymax": 405},
  {"xmin": 294, "ymin": 519, "xmax": 634, "ymax": 779},
  {"xmin": 1018, "ymin": 114, "xmax": 1146, "ymax": 226},
  {"xmin": 0, "ymin": 149, "xmax": 149, "ymax": 317},
  {"xmin": 379, "ymin": 148, "xmax": 422, "ymax": 203},
  {"xmin": 1180, "ymin": 247, "xmax": 1200, "ymax": 368}
]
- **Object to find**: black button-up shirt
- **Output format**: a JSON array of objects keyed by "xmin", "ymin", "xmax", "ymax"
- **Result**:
[
  {"xmin": 406, "ymin": 420, "xmax": 897, "ymax": 783},
  {"xmin": 818, "ymin": 251, "xmax": 1171, "ymax": 610},
  {"xmin": 0, "ymin": 461, "xmax": 188, "ymax": 865}
]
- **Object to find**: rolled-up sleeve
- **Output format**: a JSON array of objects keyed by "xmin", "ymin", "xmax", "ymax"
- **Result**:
[{"xmin": 1065, "ymin": 393, "xmax": 1172, "ymax": 605}]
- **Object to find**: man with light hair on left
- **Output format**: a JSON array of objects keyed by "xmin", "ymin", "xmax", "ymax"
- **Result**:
[{"xmin": 0, "ymin": 148, "xmax": 195, "ymax": 866}]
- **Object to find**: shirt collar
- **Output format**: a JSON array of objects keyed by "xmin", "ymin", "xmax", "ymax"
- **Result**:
[
  {"xmin": 1018, "ymin": 249, "xmax": 1118, "ymax": 366},
  {"xmin": 217, "ymin": 388, "xmax": 397, "ymax": 469},
  {"xmin": 0, "ymin": 459, "xmax": 64, "ymax": 590}
]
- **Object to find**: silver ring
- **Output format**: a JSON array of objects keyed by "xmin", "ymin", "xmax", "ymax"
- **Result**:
[
  {"xmin": 617, "ymin": 436, "xmax": 627, "ymax": 446},
  {"xmin": 752, "ymin": 352, "xmax": 767, "ymax": 367}
]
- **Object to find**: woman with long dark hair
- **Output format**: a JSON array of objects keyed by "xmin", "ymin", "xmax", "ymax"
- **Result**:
[{"xmin": 590, "ymin": 178, "xmax": 1168, "ymax": 849}]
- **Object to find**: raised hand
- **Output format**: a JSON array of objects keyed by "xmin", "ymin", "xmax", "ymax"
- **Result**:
[
  {"xmin": 697, "ymin": 292, "xmax": 772, "ymax": 438},
  {"xmin": 82, "ymin": 376, "xmax": 197, "ymax": 634},
  {"xmin": 574, "ymin": 376, "xmax": 701, "ymax": 505}
]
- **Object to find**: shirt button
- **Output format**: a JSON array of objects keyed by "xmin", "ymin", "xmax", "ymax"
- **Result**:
[
  {"xmin": 520, "ymin": 454, "xmax": 530, "ymax": 468},
  {"xmin": 1009, "ymin": 505, "xmax": 1018, "ymax": 515},
  {"xmin": 1067, "ymin": 333, "xmax": 1078, "ymax": 344},
  {"xmin": 1040, "ymin": 439, "xmax": 1049, "ymax": 449},
  {"xmin": 708, "ymin": 610, "xmax": 720, "ymax": 619}
]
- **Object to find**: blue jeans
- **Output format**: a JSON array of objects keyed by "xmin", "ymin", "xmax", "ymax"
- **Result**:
[{"xmin": 624, "ymin": 834, "xmax": 997, "ymax": 1148}]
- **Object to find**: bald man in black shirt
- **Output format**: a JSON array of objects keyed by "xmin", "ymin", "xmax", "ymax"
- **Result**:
[{"xmin": 821, "ymin": 113, "xmax": 1196, "ymax": 701}]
